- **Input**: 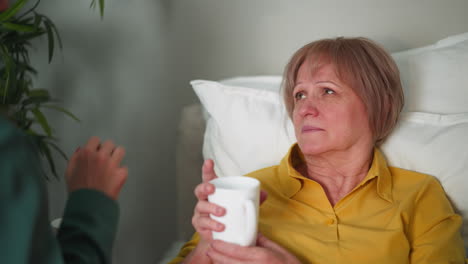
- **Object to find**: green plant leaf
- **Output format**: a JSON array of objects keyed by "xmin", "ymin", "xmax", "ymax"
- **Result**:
[
  {"xmin": 89, "ymin": 0, "xmax": 105, "ymax": 19},
  {"xmin": 28, "ymin": 88, "xmax": 50, "ymax": 98},
  {"xmin": 12, "ymin": 109, "xmax": 30, "ymax": 129},
  {"xmin": 22, "ymin": 96, "xmax": 50, "ymax": 107},
  {"xmin": 1, "ymin": 22, "xmax": 37, "ymax": 32},
  {"xmin": 17, "ymin": 0, "xmax": 41, "ymax": 21},
  {"xmin": 41, "ymin": 140, "xmax": 59, "ymax": 179},
  {"xmin": 33, "ymin": 13, "xmax": 42, "ymax": 28},
  {"xmin": 46, "ymin": 140, "xmax": 68, "ymax": 161},
  {"xmin": 31, "ymin": 137, "xmax": 51, "ymax": 181},
  {"xmin": 0, "ymin": 45, "xmax": 12, "ymax": 103},
  {"xmin": 43, "ymin": 105, "xmax": 80, "ymax": 122},
  {"xmin": 22, "ymin": 89, "xmax": 51, "ymax": 106},
  {"xmin": 42, "ymin": 19, "xmax": 54, "ymax": 63},
  {"xmin": 31, "ymin": 107, "xmax": 52, "ymax": 136},
  {"xmin": 25, "ymin": 128, "xmax": 46, "ymax": 138},
  {"xmin": 17, "ymin": 16, "xmax": 34, "ymax": 25},
  {"xmin": 42, "ymin": 16, "xmax": 62, "ymax": 50},
  {"xmin": 0, "ymin": 0, "xmax": 29, "ymax": 22},
  {"xmin": 15, "ymin": 61, "xmax": 37, "ymax": 74},
  {"xmin": 99, "ymin": 0, "xmax": 105, "ymax": 18},
  {"xmin": 11, "ymin": 31, "xmax": 45, "ymax": 43},
  {"xmin": 0, "ymin": 0, "xmax": 90, "ymax": 181}
]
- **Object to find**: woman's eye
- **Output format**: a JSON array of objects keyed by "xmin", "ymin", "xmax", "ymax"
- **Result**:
[
  {"xmin": 324, "ymin": 88, "xmax": 335, "ymax": 95},
  {"xmin": 294, "ymin": 92, "xmax": 306, "ymax": 100}
]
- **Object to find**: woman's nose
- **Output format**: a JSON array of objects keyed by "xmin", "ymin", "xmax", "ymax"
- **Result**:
[{"xmin": 297, "ymin": 99, "xmax": 319, "ymax": 117}]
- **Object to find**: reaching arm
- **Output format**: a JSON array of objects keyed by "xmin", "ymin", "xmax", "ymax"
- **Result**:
[
  {"xmin": 0, "ymin": 119, "xmax": 125, "ymax": 264},
  {"xmin": 57, "ymin": 189, "xmax": 119, "ymax": 264}
]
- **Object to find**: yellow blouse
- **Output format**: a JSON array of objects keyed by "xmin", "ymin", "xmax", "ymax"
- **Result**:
[{"xmin": 169, "ymin": 144, "xmax": 466, "ymax": 263}]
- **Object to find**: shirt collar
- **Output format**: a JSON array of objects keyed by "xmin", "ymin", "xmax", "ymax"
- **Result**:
[
  {"xmin": 365, "ymin": 148, "xmax": 393, "ymax": 202},
  {"xmin": 278, "ymin": 144, "xmax": 393, "ymax": 203},
  {"xmin": 277, "ymin": 144, "xmax": 303, "ymax": 197}
]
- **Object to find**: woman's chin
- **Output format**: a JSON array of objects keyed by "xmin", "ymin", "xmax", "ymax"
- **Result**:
[{"xmin": 297, "ymin": 143, "xmax": 329, "ymax": 156}]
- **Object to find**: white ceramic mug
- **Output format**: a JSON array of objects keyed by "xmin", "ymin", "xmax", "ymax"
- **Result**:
[{"xmin": 208, "ymin": 176, "xmax": 260, "ymax": 246}]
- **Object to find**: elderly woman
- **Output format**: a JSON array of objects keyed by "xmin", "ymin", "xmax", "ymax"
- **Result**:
[{"xmin": 170, "ymin": 37, "xmax": 466, "ymax": 263}]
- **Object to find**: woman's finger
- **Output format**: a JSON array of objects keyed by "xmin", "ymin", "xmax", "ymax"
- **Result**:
[
  {"xmin": 260, "ymin": 190, "xmax": 268, "ymax": 205},
  {"xmin": 198, "ymin": 229, "xmax": 214, "ymax": 242},
  {"xmin": 194, "ymin": 182, "xmax": 215, "ymax": 200},
  {"xmin": 202, "ymin": 159, "xmax": 218, "ymax": 182},
  {"xmin": 206, "ymin": 248, "xmax": 245, "ymax": 264},
  {"xmin": 208, "ymin": 240, "xmax": 260, "ymax": 263},
  {"xmin": 193, "ymin": 215, "xmax": 225, "ymax": 232},
  {"xmin": 195, "ymin": 200, "xmax": 225, "ymax": 216},
  {"xmin": 256, "ymin": 233, "xmax": 283, "ymax": 251}
]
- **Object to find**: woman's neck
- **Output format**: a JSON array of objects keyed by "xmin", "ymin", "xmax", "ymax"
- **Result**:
[{"xmin": 298, "ymin": 146, "xmax": 374, "ymax": 206}]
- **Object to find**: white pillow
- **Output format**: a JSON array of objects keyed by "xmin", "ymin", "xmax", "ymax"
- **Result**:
[
  {"xmin": 192, "ymin": 79, "xmax": 295, "ymax": 177},
  {"xmin": 220, "ymin": 76, "xmax": 282, "ymax": 91},
  {"xmin": 392, "ymin": 32, "xmax": 468, "ymax": 114},
  {"xmin": 191, "ymin": 79, "xmax": 468, "ymax": 249}
]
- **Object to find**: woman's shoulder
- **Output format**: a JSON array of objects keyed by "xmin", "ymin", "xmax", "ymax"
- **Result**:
[
  {"xmin": 388, "ymin": 166, "xmax": 446, "ymax": 198},
  {"xmin": 389, "ymin": 166, "xmax": 433, "ymax": 180},
  {"xmin": 389, "ymin": 166, "xmax": 437, "ymax": 182}
]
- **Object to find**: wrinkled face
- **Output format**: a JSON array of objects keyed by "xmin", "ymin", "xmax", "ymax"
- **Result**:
[{"xmin": 292, "ymin": 62, "xmax": 373, "ymax": 155}]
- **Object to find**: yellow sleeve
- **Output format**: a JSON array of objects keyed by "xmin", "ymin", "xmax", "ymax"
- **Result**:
[
  {"xmin": 409, "ymin": 177, "xmax": 465, "ymax": 263},
  {"xmin": 166, "ymin": 233, "xmax": 201, "ymax": 264}
]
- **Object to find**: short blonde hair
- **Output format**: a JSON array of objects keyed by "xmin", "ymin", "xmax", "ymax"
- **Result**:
[{"xmin": 282, "ymin": 37, "xmax": 404, "ymax": 145}]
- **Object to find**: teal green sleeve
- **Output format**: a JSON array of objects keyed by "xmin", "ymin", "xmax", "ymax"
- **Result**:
[
  {"xmin": 0, "ymin": 117, "xmax": 118, "ymax": 264},
  {"xmin": 57, "ymin": 189, "xmax": 119, "ymax": 263}
]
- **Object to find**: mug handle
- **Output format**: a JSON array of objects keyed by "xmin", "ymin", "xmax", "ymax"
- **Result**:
[{"xmin": 243, "ymin": 199, "xmax": 257, "ymax": 246}]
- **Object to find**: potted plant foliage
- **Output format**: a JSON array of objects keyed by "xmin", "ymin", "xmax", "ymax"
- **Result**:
[{"xmin": 0, "ymin": 0, "xmax": 104, "ymax": 179}]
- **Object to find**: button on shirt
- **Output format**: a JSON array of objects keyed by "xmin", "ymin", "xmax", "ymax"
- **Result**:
[{"xmin": 169, "ymin": 144, "xmax": 466, "ymax": 264}]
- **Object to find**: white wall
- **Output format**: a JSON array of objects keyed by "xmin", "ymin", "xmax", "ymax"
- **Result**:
[
  {"xmin": 167, "ymin": 0, "xmax": 468, "ymax": 84},
  {"xmin": 30, "ymin": 0, "xmax": 468, "ymax": 263},
  {"xmin": 33, "ymin": 1, "xmax": 175, "ymax": 263}
]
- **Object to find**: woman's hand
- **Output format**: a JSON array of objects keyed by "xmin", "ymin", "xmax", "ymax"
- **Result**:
[
  {"xmin": 182, "ymin": 160, "xmax": 223, "ymax": 263},
  {"xmin": 65, "ymin": 136, "xmax": 128, "ymax": 200},
  {"xmin": 207, "ymin": 233, "xmax": 301, "ymax": 264},
  {"xmin": 192, "ymin": 160, "xmax": 268, "ymax": 242},
  {"xmin": 192, "ymin": 159, "xmax": 225, "ymax": 242},
  {"xmin": 185, "ymin": 160, "xmax": 269, "ymax": 263}
]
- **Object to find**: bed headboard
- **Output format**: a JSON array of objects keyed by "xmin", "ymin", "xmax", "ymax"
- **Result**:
[{"xmin": 175, "ymin": 104, "xmax": 205, "ymax": 240}]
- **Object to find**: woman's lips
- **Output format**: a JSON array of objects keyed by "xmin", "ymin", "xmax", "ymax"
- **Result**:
[{"xmin": 301, "ymin": 125, "xmax": 324, "ymax": 133}]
